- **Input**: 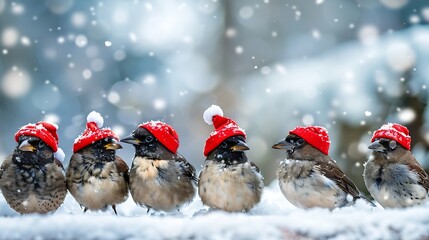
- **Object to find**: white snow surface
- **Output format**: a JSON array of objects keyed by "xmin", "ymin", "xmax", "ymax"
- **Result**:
[
  {"xmin": 0, "ymin": 181, "xmax": 428, "ymax": 240},
  {"xmin": 203, "ymin": 105, "xmax": 224, "ymax": 125},
  {"xmin": 86, "ymin": 111, "xmax": 104, "ymax": 128}
]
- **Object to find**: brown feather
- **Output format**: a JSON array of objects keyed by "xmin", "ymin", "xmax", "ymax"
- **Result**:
[
  {"xmin": 0, "ymin": 155, "xmax": 12, "ymax": 179},
  {"xmin": 316, "ymin": 160, "xmax": 361, "ymax": 199},
  {"xmin": 114, "ymin": 155, "xmax": 130, "ymax": 184},
  {"xmin": 408, "ymin": 161, "xmax": 429, "ymax": 192},
  {"xmin": 175, "ymin": 153, "xmax": 197, "ymax": 182},
  {"xmin": 249, "ymin": 161, "xmax": 261, "ymax": 173},
  {"xmin": 295, "ymin": 142, "xmax": 362, "ymax": 199},
  {"xmin": 54, "ymin": 158, "xmax": 64, "ymax": 170}
]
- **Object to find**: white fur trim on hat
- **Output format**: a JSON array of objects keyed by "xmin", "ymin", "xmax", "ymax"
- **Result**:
[
  {"xmin": 87, "ymin": 111, "xmax": 104, "ymax": 128},
  {"xmin": 203, "ymin": 105, "xmax": 223, "ymax": 125},
  {"xmin": 54, "ymin": 148, "xmax": 65, "ymax": 162}
]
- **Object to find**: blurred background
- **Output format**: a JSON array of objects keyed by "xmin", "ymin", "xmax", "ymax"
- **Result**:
[{"xmin": 0, "ymin": 0, "xmax": 428, "ymax": 194}]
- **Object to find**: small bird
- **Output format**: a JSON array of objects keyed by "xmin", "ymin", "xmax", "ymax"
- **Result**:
[
  {"xmin": 364, "ymin": 123, "xmax": 429, "ymax": 208},
  {"xmin": 66, "ymin": 111, "xmax": 129, "ymax": 214},
  {"xmin": 121, "ymin": 121, "xmax": 196, "ymax": 212},
  {"xmin": 272, "ymin": 126, "xmax": 368, "ymax": 209},
  {"xmin": 198, "ymin": 105, "xmax": 264, "ymax": 212},
  {"xmin": 0, "ymin": 122, "xmax": 67, "ymax": 214}
]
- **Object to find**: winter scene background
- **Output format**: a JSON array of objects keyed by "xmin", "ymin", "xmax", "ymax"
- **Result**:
[{"xmin": 0, "ymin": 0, "xmax": 429, "ymax": 239}]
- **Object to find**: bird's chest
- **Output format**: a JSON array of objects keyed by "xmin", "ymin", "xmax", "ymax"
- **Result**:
[
  {"xmin": 15, "ymin": 166, "xmax": 46, "ymax": 187},
  {"xmin": 199, "ymin": 161, "xmax": 258, "ymax": 189},
  {"xmin": 129, "ymin": 158, "xmax": 195, "ymax": 211},
  {"xmin": 277, "ymin": 160, "xmax": 314, "ymax": 180},
  {"xmin": 132, "ymin": 158, "xmax": 169, "ymax": 181},
  {"xmin": 200, "ymin": 163, "xmax": 233, "ymax": 185},
  {"xmin": 70, "ymin": 160, "xmax": 118, "ymax": 188},
  {"xmin": 277, "ymin": 160, "xmax": 341, "ymax": 209},
  {"xmin": 365, "ymin": 163, "xmax": 427, "ymax": 207},
  {"xmin": 83, "ymin": 161, "xmax": 117, "ymax": 181},
  {"xmin": 198, "ymin": 161, "xmax": 263, "ymax": 211},
  {"xmin": 72, "ymin": 161, "xmax": 122, "ymax": 201}
]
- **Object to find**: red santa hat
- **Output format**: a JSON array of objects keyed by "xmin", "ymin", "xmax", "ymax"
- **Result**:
[
  {"xmin": 138, "ymin": 121, "xmax": 179, "ymax": 154},
  {"xmin": 15, "ymin": 121, "xmax": 65, "ymax": 161},
  {"xmin": 371, "ymin": 123, "xmax": 411, "ymax": 150},
  {"xmin": 289, "ymin": 126, "xmax": 331, "ymax": 155},
  {"xmin": 73, "ymin": 111, "xmax": 119, "ymax": 153},
  {"xmin": 203, "ymin": 105, "xmax": 246, "ymax": 156}
]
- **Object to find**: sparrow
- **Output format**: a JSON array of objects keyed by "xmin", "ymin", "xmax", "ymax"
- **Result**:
[
  {"xmin": 199, "ymin": 105, "xmax": 263, "ymax": 212},
  {"xmin": 121, "ymin": 121, "xmax": 196, "ymax": 212},
  {"xmin": 66, "ymin": 111, "xmax": 129, "ymax": 214},
  {"xmin": 199, "ymin": 135, "xmax": 264, "ymax": 212},
  {"xmin": 364, "ymin": 123, "xmax": 429, "ymax": 208},
  {"xmin": 0, "ymin": 122, "xmax": 67, "ymax": 214},
  {"xmin": 66, "ymin": 137, "xmax": 129, "ymax": 214},
  {"xmin": 272, "ymin": 126, "xmax": 369, "ymax": 209}
]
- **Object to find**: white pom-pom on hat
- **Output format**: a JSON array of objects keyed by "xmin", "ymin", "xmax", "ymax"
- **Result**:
[
  {"xmin": 203, "ymin": 105, "xmax": 224, "ymax": 125},
  {"xmin": 54, "ymin": 148, "xmax": 65, "ymax": 162},
  {"xmin": 87, "ymin": 111, "xmax": 104, "ymax": 128}
]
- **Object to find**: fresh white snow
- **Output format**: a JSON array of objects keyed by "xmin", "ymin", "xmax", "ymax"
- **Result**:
[{"xmin": 0, "ymin": 180, "xmax": 428, "ymax": 239}]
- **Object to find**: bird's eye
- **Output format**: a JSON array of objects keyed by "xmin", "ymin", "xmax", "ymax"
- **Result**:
[
  {"xmin": 146, "ymin": 136, "xmax": 153, "ymax": 143},
  {"xmin": 389, "ymin": 140, "xmax": 397, "ymax": 149},
  {"xmin": 38, "ymin": 141, "xmax": 45, "ymax": 148},
  {"xmin": 297, "ymin": 139, "xmax": 305, "ymax": 145},
  {"xmin": 221, "ymin": 142, "xmax": 227, "ymax": 148}
]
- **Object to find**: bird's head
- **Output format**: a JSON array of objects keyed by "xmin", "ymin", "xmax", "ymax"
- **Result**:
[
  {"xmin": 272, "ymin": 134, "xmax": 322, "ymax": 160},
  {"xmin": 14, "ymin": 136, "xmax": 54, "ymax": 166},
  {"xmin": 121, "ymin": 127, "xmax": 170, "ymax": 159},
  {"xmin": 207, "ymin": 135, "xmax": 249, "ymax": 164},
  {"xmin": 86, "ymin": 137, "xmax": 122, "ymax": 161},
  {"xmin": 369, "ymin": 123, "xmax": 411, "ymax": 160},
  {"xmin": 272, "ymin": 134, "xmax": 304, "ymax": 156},
  {"xmin": 368, "ymin": 138, "xmax": 400, "ymax": 154}
]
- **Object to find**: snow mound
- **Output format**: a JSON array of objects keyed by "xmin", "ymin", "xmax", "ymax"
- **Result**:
[{"xmin": 0, "ymin": 181, "xmax": 428, "ymax": 239}]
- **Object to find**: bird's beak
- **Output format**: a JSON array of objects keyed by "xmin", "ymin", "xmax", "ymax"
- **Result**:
[
  {"xmin": 368, "ymin": 140, "xmax": 386, "ymax": 152},
  {"xmin": 230, "ymin": 140, "xmax": 250, "ymax": 152},
  {"xmin": 104, "ymin": 142, "xmax": 123, "ymax": 150},
  {"xmin": 120, "ymin": 135, "xmax": 141, "ymax": 145},
  {"xmin": 272, "ymin": 139, "xmax": 294, "ymax": 151},
  {"xmin": 18, "ymin": 140, "xmax": 36, "ymax": 152}
]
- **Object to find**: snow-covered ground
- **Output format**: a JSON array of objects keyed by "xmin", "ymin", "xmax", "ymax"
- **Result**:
[{"xmin": 0, "ymin": 181, "xmax": 428, "ymax": 240}]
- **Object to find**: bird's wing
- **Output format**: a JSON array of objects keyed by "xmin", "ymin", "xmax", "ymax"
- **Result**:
[
  {"xmin": 249, "ymin": 161, "xmax": 261, "ymax": 173},
  {"xmin": 408, "ymin": 161, "xmax": 429, "ymax": 192},
  {"xmin": 316, "ymin": 160, "xmax": 361, "ymax": 198},
  {"xmin": 0, "ymin": 155, "xmax": 13, "ymax": 179},
  {"xmin": 175, "ymin": 153, "xmax": 197, "ymax": 183},
  {"xmin": 53, "ymin": 158, "xmax": 65, "ymax": 170},
  {"xmin": 115, "ymin": 155, "xmax": 130, "ymax": 184}
]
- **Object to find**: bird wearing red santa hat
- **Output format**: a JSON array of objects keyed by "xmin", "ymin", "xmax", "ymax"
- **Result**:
[
  {"xmin": 272, "ymin": 126, "xmax": 371, "ymax": 209},
  {"xmin": 121, "ymin": 121, "xmax": 196, "ymax": 212},
  {"xmin": 198, "ymin": 105, "xmax": 264, "ymax": 212},
  {"xmin": 66, "ymin": 111, "xmax": 129, "ymax": 214},
  {"xmin": 0, "ymin": 121, "xmax": 67, "ymax": 214},
  {"xmin": 364, "ymin": 123, "xmax": 429, "ymax": 208}
]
